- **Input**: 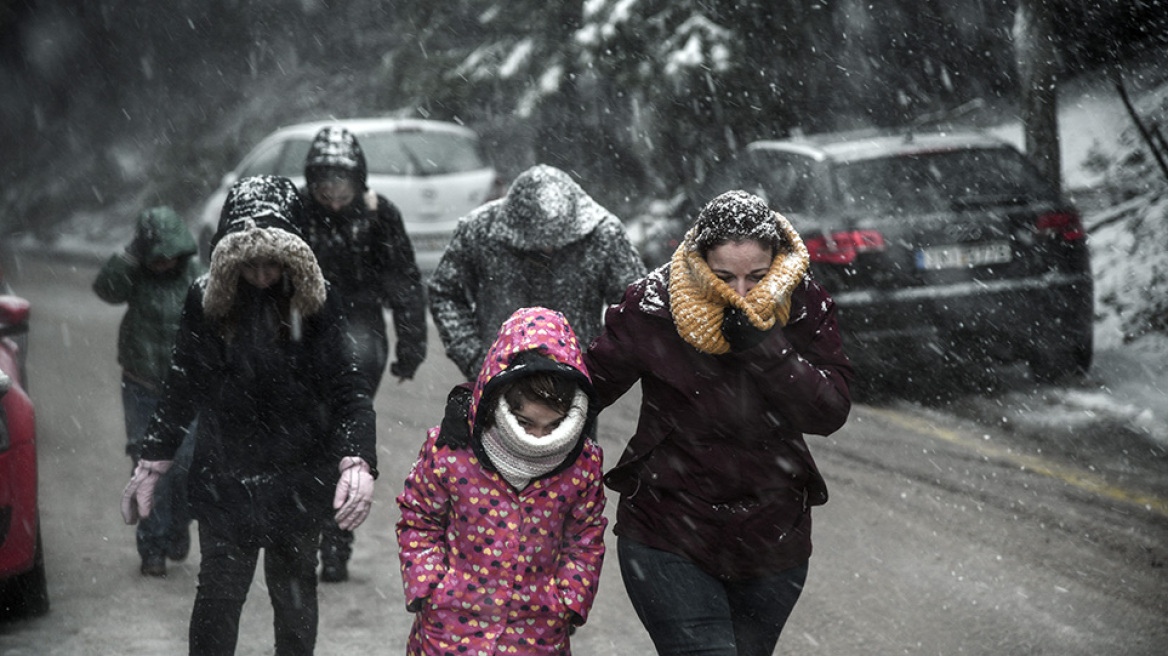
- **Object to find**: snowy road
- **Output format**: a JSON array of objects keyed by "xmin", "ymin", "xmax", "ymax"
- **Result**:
[{"xmin": 1, "ymin": 254, "xmax": 1165, "ymax": 654}]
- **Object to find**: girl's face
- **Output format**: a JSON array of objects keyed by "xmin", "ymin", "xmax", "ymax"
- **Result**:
[
  {"xmin": 240, "ymin": 259, "xmax": 284, "ymax": 289},
  {"xmin": 512, "ymin": 398, "xmax": 568, "ymax": 439},
  {"xmin": 706, "ymin": 239, "xmax": 773, "ymax": 297}
]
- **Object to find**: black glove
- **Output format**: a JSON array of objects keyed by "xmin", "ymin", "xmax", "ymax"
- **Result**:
[{"xmin": 722, "ymin": 307, "xmax": 771, "ymax": 352}]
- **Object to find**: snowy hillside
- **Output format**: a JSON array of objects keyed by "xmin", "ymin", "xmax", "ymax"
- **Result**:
[{"xmin": 978, "ymin": 46, "xmax": 1168, "ymax": 446}]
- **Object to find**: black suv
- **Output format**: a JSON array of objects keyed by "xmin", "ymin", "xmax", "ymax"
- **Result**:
[{"xmin": 640, "ymin": 130, "xmax": 1093, "ymax": 385}]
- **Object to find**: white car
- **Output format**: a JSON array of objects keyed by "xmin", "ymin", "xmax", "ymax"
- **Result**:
[{"xmin": 195, "ymin": 117, "xmax": 502, "ymax": 272}]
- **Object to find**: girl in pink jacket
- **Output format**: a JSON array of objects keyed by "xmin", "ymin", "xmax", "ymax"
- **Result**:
[{"xmin": 396, "ymin": 307, "xmax": 606, "ymax": 655}]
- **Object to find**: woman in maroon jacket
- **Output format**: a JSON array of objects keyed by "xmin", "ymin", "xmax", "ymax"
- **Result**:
[{"xmin": 584, "ymin": 190, "xmax": 853, "ymax": 656}]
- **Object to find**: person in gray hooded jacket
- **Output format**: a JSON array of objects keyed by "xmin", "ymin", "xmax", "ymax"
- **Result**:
[{"xmin": 428, "ymin": 164, "xmax": 646, "ymax": 380}]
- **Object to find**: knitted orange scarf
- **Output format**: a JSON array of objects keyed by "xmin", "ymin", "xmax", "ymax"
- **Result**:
[{"xmin": 668, "ymin": 210, "xmax": 810, "ymax": 355}]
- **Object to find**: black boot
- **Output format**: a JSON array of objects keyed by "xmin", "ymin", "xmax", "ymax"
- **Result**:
[
  {"xmin": 320, "ymin": 556, "xmax": 348, "ymax": 583},
  {"xmin": 141, "ymin": 553, "xmax": 167, "ymax": 577},
  {"xmin": 167, "ymin": 526, "xmax": 191, "ymax": 561},
  {"xmin": 319, "ymin": 522, "xmax": 353, "ymax": 582}
]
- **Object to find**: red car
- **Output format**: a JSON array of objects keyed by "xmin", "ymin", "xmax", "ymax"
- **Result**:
[{"xmin": 0, "ymin": 292, "xmax": 47, "ymax": 618}]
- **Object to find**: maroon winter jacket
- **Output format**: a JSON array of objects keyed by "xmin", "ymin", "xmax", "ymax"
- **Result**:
[{"xmin": 584, "ymin": 266, "xmax": 853, "ymax": 579}]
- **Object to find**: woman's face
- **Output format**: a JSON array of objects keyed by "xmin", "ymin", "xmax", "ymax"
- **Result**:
[
  {"xmin": 240, "ymin": 259, "xmax": 284, "ymax": 289},
  {"xmin": 310, "ymin": 176, "xmax": 357, "ymax": 212},
  {"xmin": 512, "ymin": 398, "xmax": 567, "ymax": 439},
  {"xmin": 706, "ymin": 239, "xmax": 774, "ymax": 297}
]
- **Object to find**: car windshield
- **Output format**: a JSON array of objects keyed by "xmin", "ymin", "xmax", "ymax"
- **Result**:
[
  {"xmin": 835, "ymin": 147, "xmax": 1058, "ymax": 214},
  {"xmin": 273, "ymin": 130, "xmax": 488, "ymax": 179},
  {"xmin": 700, "ymin": 152, "xmax": 829, "ymax": 216},
  {"xmin": 361, "ymin": 131, "xmax": 487, "ymax": 176}
]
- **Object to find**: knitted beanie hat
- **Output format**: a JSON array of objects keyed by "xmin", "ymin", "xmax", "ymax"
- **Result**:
[{"xmin": 691, "ymin": 189, "xmax": 785, "ymax": 255}]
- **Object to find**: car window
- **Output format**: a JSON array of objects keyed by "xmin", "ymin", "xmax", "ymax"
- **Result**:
[
  {"xmin": 276, "ymin": 139, "xmax": 312, "ymax": 177},
  {"xmin": 698, "ymin": 153, "xmax": 825, "ymax": 215},
  {"xmin": 835, "ymin": 147, "xmax": 1058, "ymax": 214},
  {"xmin": 238, "ymin": 141, "xmax": 286, "ymax": 178},
  {"xmin": 360, "ymin": 131, "xmax": 487, "ymax": 176},
  {"xmin": 748, "ymin": 152, "xmax": 826, "ymax": 214}
]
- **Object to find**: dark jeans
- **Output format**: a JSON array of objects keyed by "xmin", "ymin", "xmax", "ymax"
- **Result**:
[
  {"xmin": 122, "ymin": 376, "xmax": 194, "ymax": 560},
  {"xmin": 618, "ymin": 536, "xmax": 808, "ymax": 656},
  {"xmin": 189, "ymin": 524, "xmax": 320, "ymax": 656}
]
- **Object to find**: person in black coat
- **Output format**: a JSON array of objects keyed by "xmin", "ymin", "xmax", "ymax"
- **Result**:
[
  {"xmin": 120, "ymin": 175, "xmax": 378, "ymax": 656},
  {"xmin": 296, "ymin": 125, "xmax": 427, "ymax": 582}
]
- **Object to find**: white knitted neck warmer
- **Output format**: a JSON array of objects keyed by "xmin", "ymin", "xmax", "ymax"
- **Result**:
[{"xmin": 481, "ymin": 389, "xmax": 589, "ymax": 490}]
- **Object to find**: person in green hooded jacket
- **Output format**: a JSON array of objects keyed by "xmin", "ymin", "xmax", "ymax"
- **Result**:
[{"xmin": 94, "ymin": 205, "xmax": 204, "ymax": 578}]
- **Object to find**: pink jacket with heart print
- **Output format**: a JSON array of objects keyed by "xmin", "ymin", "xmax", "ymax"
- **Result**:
[{"xmin": 396, "ymin": 307, "xmax": 606, "ymax": 655}]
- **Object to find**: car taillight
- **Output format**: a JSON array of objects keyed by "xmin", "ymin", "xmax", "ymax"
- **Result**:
[
  {"xmin": 1036, "ymin": 212, "xmax": 1085, "ymax": 240},
  {"xmin": 805, "ymin": 230, "xmax": 885, "ymax": 264}
]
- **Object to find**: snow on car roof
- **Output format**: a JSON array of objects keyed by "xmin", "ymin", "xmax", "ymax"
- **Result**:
[
  {"xmin": 269, "ymin": 117, "xmax": 480, "ymax": 139},
  {"xmin": 748, "ymin": 129, "xmax": 1011, "ymax": 163}
]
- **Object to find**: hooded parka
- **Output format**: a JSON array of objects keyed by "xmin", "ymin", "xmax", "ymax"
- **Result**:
[
  {"xmin": 428, "ymin": 164, "xmax": 646, "ymax": 380},
  {"xmin": 140, "ymin": 175, "xmax": 377, "ymax": 547},
  {"xmin": 397, "ymin": 307, "xmax": 607, "ymax": 656},
  {"xmin": 299, "ymin": 125, "xmax": 427, "ymax": 383},
  {"xmin": 584, "ymin": 193, "xmax": 853, "ymax": 580},
  {"xmin": 93, "ymin": 206, "xmax": 203, "ymax": 389}
]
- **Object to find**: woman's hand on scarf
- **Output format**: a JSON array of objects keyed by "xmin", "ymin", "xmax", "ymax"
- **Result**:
[
  {"xmin": 722, "ymin": 307, "xmax": 771, "ymax": 352},
  {"xmin": 333, "ymin": 456, "xmax": 375, "ymax": 530}
]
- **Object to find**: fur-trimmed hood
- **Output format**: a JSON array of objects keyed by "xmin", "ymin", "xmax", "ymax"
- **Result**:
[{"xmin": 204, "ymin": 175, "xmax": 327, "ymax": 319}]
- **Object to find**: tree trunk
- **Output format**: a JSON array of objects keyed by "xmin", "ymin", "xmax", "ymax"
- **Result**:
[{"xmin": 1014, "ymin": 0, "xmax": 1062, "ymax": 190}]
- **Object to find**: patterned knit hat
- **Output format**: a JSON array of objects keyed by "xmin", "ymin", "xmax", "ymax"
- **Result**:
[
  {"xmin": 691, "ymin": 189, "xmax": 786, "ymax": 255},
  {"xmin": 304, "ymin": 126, "xmax": 368, "ymax": 191}
]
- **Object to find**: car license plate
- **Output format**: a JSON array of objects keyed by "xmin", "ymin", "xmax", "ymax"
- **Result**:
[
  {"xmin": 410, "ymin": 233, "xmax": 453, "ymax": 253},
  {"xmin": 915, "ymin": 242, "xmax": 1012, "ymax": 270}
]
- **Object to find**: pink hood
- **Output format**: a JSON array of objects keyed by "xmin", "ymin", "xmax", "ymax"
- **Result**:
[{"xmin": 468, "ymin": 307, "xmax": 592, "ymax": 435}]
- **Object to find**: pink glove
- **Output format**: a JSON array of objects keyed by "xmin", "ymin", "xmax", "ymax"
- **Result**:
[
  {"xmin": 120, "ymin": 459, "xmax": 173, "ymax": 524},
  {"xmin": 333, "ymin": 456, "xmax": 374, "ymax": 531}
]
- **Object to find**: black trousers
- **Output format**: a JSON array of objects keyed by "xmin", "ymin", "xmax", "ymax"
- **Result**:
[
  {"xmin": 618, "ymin": 537, "xmax": 808, "ymax": 656},
  {"xmin": 189, "ymin": 524, "xmax": 320, "ymax": 655}
]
